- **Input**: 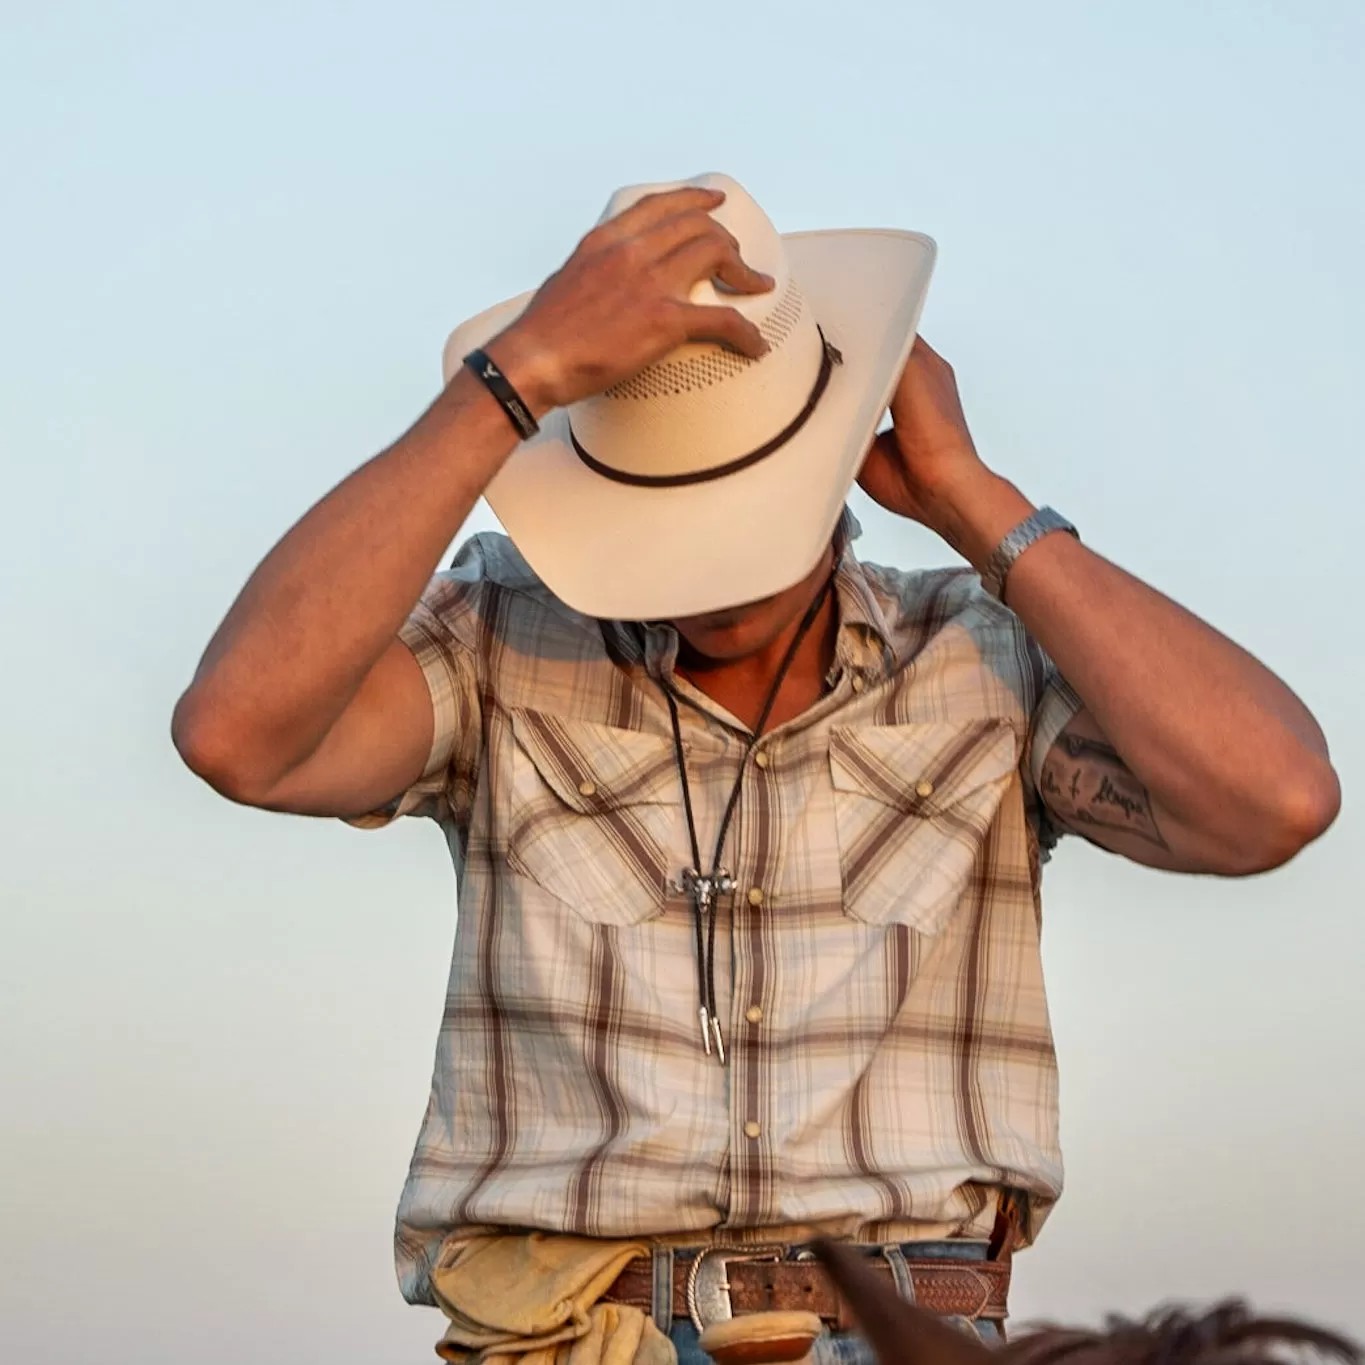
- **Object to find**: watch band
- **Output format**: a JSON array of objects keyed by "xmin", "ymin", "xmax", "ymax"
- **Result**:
[{"xmin": 979, "ymin": 507, "xmax": 1079, "ymax": 602}]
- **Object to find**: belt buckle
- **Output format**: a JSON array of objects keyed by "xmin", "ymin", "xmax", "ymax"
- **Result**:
[{"xmin": 685, "ymin": 1244, "xmax": 785, "ymax": 1332}]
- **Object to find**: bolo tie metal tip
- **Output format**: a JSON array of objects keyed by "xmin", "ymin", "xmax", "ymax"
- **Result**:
[
  {"xmin": 698, "ymin": 1007, "xmax": 713, "ymax": 1056},
  {"xmin": 710, "ymin": 1016, "xmax": 727, "ymax": 1066}
]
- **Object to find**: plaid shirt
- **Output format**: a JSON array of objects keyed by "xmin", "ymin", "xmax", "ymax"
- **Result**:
[{"xmin": 352, "ymin": 510, "xmax": 1082, "ymax": 1306}]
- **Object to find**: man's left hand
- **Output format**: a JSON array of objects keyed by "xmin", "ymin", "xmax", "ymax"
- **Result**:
[{"xmin": 856, "ymin": 336, "xmax": 992, "ymax": 548}]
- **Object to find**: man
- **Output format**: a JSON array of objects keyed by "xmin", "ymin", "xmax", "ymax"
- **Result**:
[{"xmin": 173, "ymin": 174, "xmax": 1339, "ymax": 1362}]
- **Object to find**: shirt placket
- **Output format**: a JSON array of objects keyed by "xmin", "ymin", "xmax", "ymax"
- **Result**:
[
  {"xmin": 722, "ymin": 724, "xmax": 786, "ymax": 1229},
  {"xmin": 646, "ymin": 694, "xmax": 778, "ymax": 1231}
]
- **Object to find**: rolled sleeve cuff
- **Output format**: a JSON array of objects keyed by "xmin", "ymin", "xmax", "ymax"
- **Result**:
[
  {"xmin": 344, "ymin": 610, "xmax": 466, "ymax": 830},
  {"xmin": 1026, "ymin": 672, "xmax": 1085, "ymax": 860},
  {"xmin": 1028, "ymin": 672, "xmax": 1085, "ymax": 796}
]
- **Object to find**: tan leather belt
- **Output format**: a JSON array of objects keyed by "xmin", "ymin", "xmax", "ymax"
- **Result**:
[{"xmin": 604, "ymin": 1248, "xmax": 1011, "ymax": 1331}]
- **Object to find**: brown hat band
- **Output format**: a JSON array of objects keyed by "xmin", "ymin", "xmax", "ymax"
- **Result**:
[{"xmin": 568, "ymin": 331, "xmax": 843, "ymax": 489}]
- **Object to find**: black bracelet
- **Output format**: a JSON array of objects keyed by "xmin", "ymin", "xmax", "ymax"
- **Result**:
[{"xmin": 463, "ymin": 348, "xmax": 540, "ymax": 441}]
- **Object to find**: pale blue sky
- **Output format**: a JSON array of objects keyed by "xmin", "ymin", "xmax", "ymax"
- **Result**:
[{"xmin": 2, "ymin": 3, "xmax": 1363, "ymax": 1362}]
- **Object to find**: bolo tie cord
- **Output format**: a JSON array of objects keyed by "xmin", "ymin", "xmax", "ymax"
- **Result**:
[{"xmin": 663, "ymin": 572, "xmax": 834, "ymax": 1064}]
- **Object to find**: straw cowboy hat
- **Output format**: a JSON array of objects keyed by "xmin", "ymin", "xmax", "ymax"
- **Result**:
[{"xmin": 441, "ymin": 172, "xmax": 936, "ymax": 621}]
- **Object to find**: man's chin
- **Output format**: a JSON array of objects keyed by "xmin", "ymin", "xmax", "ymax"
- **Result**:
[
  {"xmin": 671, "ymin": 562, "xmax": 827, "ymax": 664},
  {"xmin": 683, "ymin": 637, "xmax": 757, "ymax": 663},
  {"xmin": 685, "ymin": 607, "xmax": 754, "ymax": 634},
  {"xmin": 675, "ymin": 618, "xmax": 784, "ymax": 663},
  {"xmin": 674, "ymin": 590, "xmax": 780, "ymax": 636},
  {"xmin": 676, "ymin": 625, "xmax": 740, "ymax": 656}
]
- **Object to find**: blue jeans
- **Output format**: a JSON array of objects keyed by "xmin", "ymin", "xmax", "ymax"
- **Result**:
[{"xmin": 666, "ymin": 1243, "xmax": 1004, "ymax": 1365}]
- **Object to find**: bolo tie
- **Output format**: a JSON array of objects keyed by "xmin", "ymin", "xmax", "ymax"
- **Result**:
[{"xmin": 662, "ymin": 572, "xmax": 834, "ymax": 1065}]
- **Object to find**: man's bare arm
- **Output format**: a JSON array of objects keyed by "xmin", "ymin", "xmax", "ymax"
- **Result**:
[
  {"xmin": 170, "ymin": 370, "xmax": 522, "ymax": 812},
  {"xmin": 172, "ymin": 186, "xmax": 774, "ymax": 815},
  {"xmin": 857, "ymin": 338, "xmax": 1339, "ymax": 876},
  {"xmin": 996, "ymin": 499, "xmax": 1338, "ymax": 876}
]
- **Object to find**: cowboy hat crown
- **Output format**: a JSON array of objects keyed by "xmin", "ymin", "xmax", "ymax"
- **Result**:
[
  {"xmin": 441, "ymin": 173, "xmax": 937, "ymax": 620},
  {"xmin": 569, "ymin": 173, "xmax": 830, "ymax": 486}
]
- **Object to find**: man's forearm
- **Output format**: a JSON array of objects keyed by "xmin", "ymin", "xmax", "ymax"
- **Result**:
[
  {"xmin": 173, "ymin": 368, "xmax": 521, "ymax": 789},
  {"xmin": 925, "ymin": 466, "xmax": 1338, "ymax": 866}
]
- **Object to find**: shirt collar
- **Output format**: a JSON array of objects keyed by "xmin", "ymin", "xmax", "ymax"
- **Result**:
[{"xmin": 830, "ymin": 507, "xmax": 895, "ymax": 680}]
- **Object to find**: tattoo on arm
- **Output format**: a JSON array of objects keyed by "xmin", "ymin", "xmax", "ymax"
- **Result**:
[{"xmin": 1040, "ymin": 732, "xmax": 1169, "ymax": 850}]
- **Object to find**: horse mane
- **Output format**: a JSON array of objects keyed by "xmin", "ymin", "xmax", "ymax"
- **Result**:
[
  {"xmin": 809, "ymin": 1239, "xmax": 1360, "ymax": 1365},
  {"xmin": 1000, "ymin": 1301, "xmax": 1361, "ymax": 1365}
]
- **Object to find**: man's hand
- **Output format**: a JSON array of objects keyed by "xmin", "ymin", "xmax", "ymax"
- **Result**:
[
  {"xmin": 486, "ymin": 187, "xmax": 774, "ymax": 417},
  {"xmin": 856, "ymin": 336, "xmax": 996, "ymax": 556}
]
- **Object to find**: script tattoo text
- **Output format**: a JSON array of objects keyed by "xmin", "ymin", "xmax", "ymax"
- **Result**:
[{"xmin": 1040, "ymin": 732, "xmax": 1169, "ymax": 850}]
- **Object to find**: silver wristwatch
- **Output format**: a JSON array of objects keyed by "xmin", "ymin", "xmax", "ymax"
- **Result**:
[{"xmin": 979, "ymin": 507, "xmax": 1079, "ymax": 602}]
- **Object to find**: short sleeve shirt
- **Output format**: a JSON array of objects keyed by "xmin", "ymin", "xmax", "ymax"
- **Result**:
[{"xmin": 352, "ymin": 510, "xmax": 1082, "ymax": 1306}]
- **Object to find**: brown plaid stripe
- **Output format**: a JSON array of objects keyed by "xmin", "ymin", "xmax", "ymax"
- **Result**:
[{"xmin": 351, "ymin": 510, "xmax": 1081, "ymax": 1307}]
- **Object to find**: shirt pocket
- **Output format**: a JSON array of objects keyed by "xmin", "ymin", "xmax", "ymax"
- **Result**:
[
  {"xmin": 506, "ymin": 708, "xmax": 682, "ymax": 927},
  {"xmin": 829, "ymin": 719, "xmax": 1019, "ymax": 934}
]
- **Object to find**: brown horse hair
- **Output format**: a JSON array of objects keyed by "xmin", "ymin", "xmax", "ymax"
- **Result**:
[
  {"xmin": 810, "ymin": 1239, "xmax": 1360, "ymax": 1365},
  {"xmin": 999, "ymin": 1301, "xmax": 1360, "ymax": 1365}
]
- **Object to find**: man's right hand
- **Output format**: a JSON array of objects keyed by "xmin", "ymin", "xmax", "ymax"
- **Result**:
[{"xmin": 486, "ymin": 186, "xmax": 774, "ymax": 417}]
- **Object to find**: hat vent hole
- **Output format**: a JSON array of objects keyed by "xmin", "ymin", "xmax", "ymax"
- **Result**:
[{"xmin": 603, "ymin": 280, "xmax": 808, "ymax": 401}]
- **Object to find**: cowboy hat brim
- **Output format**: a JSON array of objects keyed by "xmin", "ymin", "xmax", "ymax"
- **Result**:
[{"xmin": 440, "ymin": 228, "xmax": 936, "ymax": 621}]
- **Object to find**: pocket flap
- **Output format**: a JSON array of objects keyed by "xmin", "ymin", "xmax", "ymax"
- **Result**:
[
  {"xmin": 829, "ymin": 719, "xmax": 1017, "ymax": 813},
  {"xmin": 511, "ymin": 709, "xmax": 680, "ymax": 814},
  {"xmin": 829, "ymin": 720, "xmax": 1019, "ymax": 935},
  {"xmin": 506, "ymin": 710, "xmax": 681, "ymax": 927}
]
